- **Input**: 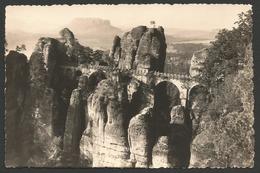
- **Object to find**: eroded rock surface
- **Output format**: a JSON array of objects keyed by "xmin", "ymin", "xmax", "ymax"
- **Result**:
[
  {"xmin": 87, "ymin": 77, "xmax": 131, "ymax": 167},
  {"xmin": 128, "ymin": 107, "xmax": 153, "ymax": 168},
  {"xmin": 189, "ymin": 48, "xmax": 208, "ymax": 79},
  {"xmin": 6, "ymin": 25, "xmax": 245, "ymax": 168},
  {"xmin": 5, "ymin": 51, "xmax": 29, "ymax": 167},
  {"xmin": 110, "ymin": 35, "xmax": 121, "ymax": 66},
  {"xmin": 135, "ymin": 27, "xmax": 166, "ymax": 72},
  {"xmin": 111, "ymin": 26, "xmax": 166, "ymax": 72},
  {"xmin": 152, "ymin": 105, "xmax": 191, "ymax": 168},
  {"xmin": 63, "ymin": 89, "xmax": 86, "ymax": 166}
]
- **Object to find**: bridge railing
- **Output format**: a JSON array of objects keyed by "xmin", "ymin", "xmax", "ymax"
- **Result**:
[
  {"xmin": 152, "ymin": 70, "xmax": 190, "ymax": 80},
  {"xmin": 58, "ymin": 64, "xmax": 191, "ymax": 80}
]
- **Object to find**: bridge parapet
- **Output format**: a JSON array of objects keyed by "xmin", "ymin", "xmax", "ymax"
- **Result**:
[
  {"xmin": 59, "ymin": 64, "xmax": 192, "ymax": 82},
  {"xmin": 152, "ymin": 70, "xmax": 190, "ymax": 81}
]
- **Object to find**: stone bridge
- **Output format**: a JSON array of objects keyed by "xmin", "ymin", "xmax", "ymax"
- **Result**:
[{"xmin": 59, "ymin": 65, "xmax": 205, "ymax": 107}]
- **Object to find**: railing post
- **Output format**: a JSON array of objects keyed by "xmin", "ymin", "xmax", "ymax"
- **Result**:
[{"xmin": 180, "ymin": 88, "xmax": 188, "ymax": 107}]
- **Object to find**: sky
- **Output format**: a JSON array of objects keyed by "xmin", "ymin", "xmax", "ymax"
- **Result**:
[{"xmin": 6, "ymin": 4, "xmax": 251, "ymax": 33}]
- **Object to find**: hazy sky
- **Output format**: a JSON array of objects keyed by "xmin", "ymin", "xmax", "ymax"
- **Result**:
[{"xmin": 6, "ymin": 4, "xmax": 251, "ymax": 33}]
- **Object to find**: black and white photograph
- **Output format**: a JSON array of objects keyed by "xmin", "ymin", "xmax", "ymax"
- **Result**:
[{"xmin": 4, "ymin": 4, "xmax": 254, "ymax": 168}]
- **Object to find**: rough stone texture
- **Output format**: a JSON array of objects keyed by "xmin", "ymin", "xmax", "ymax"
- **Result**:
[
  {"xmin": 28, "ymin": 88, "xmax": 62, "ymax": 167},
  {"xmin": 118, "ymin": 26, "xmax": 147, "ymax": 70},
  {"xmin": 5, "ymin": 26, "xmax": 254, "ymax": 168},
  {"xmin": 117, "ymin": 26, "xmax": 166, "ymax": 72},
  {"xmin": 29, "ymin": 37, "xmax": 72, "ymax": 140},
  {"xmin": 87, "ymin": 78, "xmax": 131, "ymax": 167},
  {"xmin": 60, "ymin": 28, "xmax": 75, "ymax": 45},
  {"xmin": 135, "ymin": 27, "xmax": 166, "ymax": 72},
  {"xmin": 5, "ymin": 51, "xmax": 29, "ymax": 167},
  {"xmin": 18, "ymin": 31, "xmax": 80, "ymax": 166},
  {"xmin": 59, "ymin": 28, "xmax": 92, "ymax": 65},
  {"xmin": 152, "ymin": 136, "xmax": 172, "ymax": 168},
  {"xmin": 188, "ymin": 85, "xmax": 209, "ymax": 138},
  {"xmin": 189, "ymin": 48, "xmax": 208, "ymax": 78},
  {"xmin": 110, "ymin": 35, "xmax": 121, "ymax": 66},
  {"xmin": 79, "ymin": 93, "xmax": 95, "ymax": 166},
  {"xmin": 153, "ymin": 81, "xmax": 181, "ymax": 137},
  {"xmin": 29, "ymin": 38, "xmax": 65, "ymax": 164},
  {"xmin": 127, "ymin": 78, "xmax": 154, "ymax": 116},
  {"xmin": 125, "ymin": 78, "xmax": 155, "ymax": 168},
  {"xmin": 128, "ymin": 107, "xmax": 153, "ymax": 168},
  {"xmin": 4, "ymin": 27, "xmax": 198, "ymax": 168},
  {"xmin": 79, "ymin": 128, "xmax": 93, "ymax": 167},
  {"xmin": 79, "ymin": 73, "xmax": 107, "ymax": 167},
  {"xmin": 152, "ymin": 105, "xmax": 191, "ymax": 168},
  {"xmin": 63, "ymin": 89, "xmax": 86, "ymax": 166}
]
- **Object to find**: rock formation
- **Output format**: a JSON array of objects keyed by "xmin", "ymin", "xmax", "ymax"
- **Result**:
[
  {"xmin": 62, "ymin": 89, "xmax": 86, "ymax": 166},
  {"xmin": 152, "ymin": 105, "xmax": 191, "ymax": 168},
  {"xmin": 135, "ymin": 27, "xmax": 166, "ymax": 72},
  {"xmin": 87, "ymin": 77, "xmax": 131, "ymax": 167},
  {"xmin": 5, "ymin": 51, "xmax": 29, "ymax": 167},
  {"xmin": 125, "ymin": 78, "xmax": 154, "ymax": 168},
  {"xmin": 29, "ymin": 88, "xmax": 61, "ymax": 166},
  {"xmin": 189, "ymin": 48, "xmax": 208, "ymax": 79},
  {"xmin": 6, "ymin": 25, "xmax": 234, "ymax": 168},
  {"xmin": 110, "ymin": 35, "xmax": 121, "ymax": 66},
  {"xmin": 111, "ymin": 26, "xmax": 167, "ymax": 72},
  {"xmin": 128, "ymin": 107, "xmax": 153, "ymax": 168}
]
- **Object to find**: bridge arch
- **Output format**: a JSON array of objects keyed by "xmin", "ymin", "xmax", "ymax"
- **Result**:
[
  {"xmin": 88, "ymin": 70, "xmax": 107, "ymax": 92},
  {"xmin": 188, "ymin": 84, "xmax": 208, "ymax": 101},
  {"xmin": 154, "ymin": 81, "xmax": 181, "ymax": 107},
  {"xmin": 153, "ymin": 81, "xmax": 181, "ymax": 133},
  {"xmin": 154, "ymin": 79, "xmax": 183, "ymax": 95},
  {"xmin": 188, "ymin": 84, "xmax": 209, "ymax": 113}
]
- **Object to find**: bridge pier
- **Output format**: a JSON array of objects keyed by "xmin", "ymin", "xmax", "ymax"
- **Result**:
[{"xmin": 180, "ymin": 89, "xmax": 188, "ymax": 107}]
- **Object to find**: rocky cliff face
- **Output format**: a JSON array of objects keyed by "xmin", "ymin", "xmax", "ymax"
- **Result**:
[
  {"xmin": 5, "ymin": 26, "xmax": 192, "ymax": 168},
  {"xmin": 5, "ymin": 28, "xmax": 108, "ymax": 167},
  {"xmin": 189, "ymin": 48, "xmax": 208, "ymax": 79},
  {"xmin": 110, "ymin": 35, "xmax": 121, "ymax": 66},
  {"xmin": 111, "ymin": 26, "xmax": 167, "ymax": 72},
  {"xmin": 5, "ymin": 51, "xmax": 29, "ymax": 167},
  {"xmin": 84, "ymin": 77, "xmax": 131, "ymax": 167},
  {"xmin": 6, "ymin": 25, "xmax": 252, "ymax": 168},
  {"xmin": 62, "ymin": 89, "xmax": 86, "ymax": 166}
]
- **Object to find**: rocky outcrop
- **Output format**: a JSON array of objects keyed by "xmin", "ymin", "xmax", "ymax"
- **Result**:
[
  {"xmin": 110, "ymin": 35, "xmax": 121, "ymax": 66},
  {"xmin": 79, "ymin": 128, "xmax": 93, "ymax": 167},
  {"xmin": 153, "ymin": 81, "xmax": 181, "ymax": 137},
  {"xmin": 29, "ymin": 88, "xmax": 61, "ymax": 166},
  {"xmin": 12, "ymin": 28, "xmax": 85, "ymax": 166},
  {"xmin": 135, "ymin": 27, "xmax": 166, "ymax": 72},
  {"xmin": 189, "ymin": 48, "xmax": 208, "ymax": 79},
  {"xmin": 112, "ymin": 26, "xmax": 166, "ymax": 72},
  {"xmin": 128, "ymin": 107, "xmax": 153, "ymax": 168},
  {"xmin": 127, "ymin": 78, "xmax": 154, "ymax": 116},
  {"xmin": 5, "ymin": 26, "xmax": 193, "ymax": 168},
  {"xmin": 5, "ymin": 51, "xmax": 29, "ymax": 167},
  {"xmin": 118, "ymin": 26, "xmax": 147, "ymax": 70},
  {"xmin": 152, "ymin": 105, "xmax": 191, "ymax": 168},
  {"xmin": 86, "ymin": 77, "xmax": 131, "ymax": 167},
  {"xmin": 188, "ymin": 85, "xmax": 209, "ymax": 138},
  {"xmin": 62, "ymin": 89, "xmax": 86, "ymax": 166}
]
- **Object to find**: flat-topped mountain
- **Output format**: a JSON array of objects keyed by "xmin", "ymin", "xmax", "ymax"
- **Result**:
[{"xmin": 6, "ymin": 18, "xmax": 218, "ymax": 56}]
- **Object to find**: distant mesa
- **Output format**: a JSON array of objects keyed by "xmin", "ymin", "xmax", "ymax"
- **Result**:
[{"xmin": 65, "ymin": 18, "xmax": 123, "ymax": 37}]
